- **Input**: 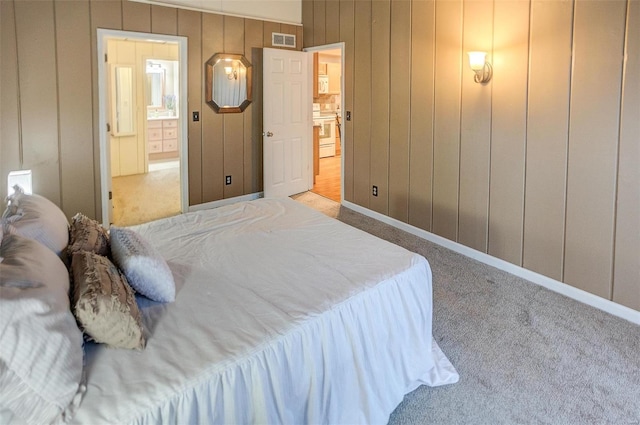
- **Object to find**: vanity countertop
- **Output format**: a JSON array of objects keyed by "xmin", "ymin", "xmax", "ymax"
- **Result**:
[{"xmin": 147, "ymin": 115, "xmax": 178, "ymax": 121}]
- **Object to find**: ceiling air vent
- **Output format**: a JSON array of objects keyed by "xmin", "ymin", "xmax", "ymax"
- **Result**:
[{"xmin": 272, "ymin": 32, "xmax": 296, "ymax": 48}]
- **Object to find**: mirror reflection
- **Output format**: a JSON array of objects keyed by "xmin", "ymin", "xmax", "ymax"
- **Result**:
[
  {"xmin": 205, "ymin": 53, "xmax": 252, "ymax": 113},
  {"xmin": 110, "ymin": 64, "xmax": 136, "ymax": 136},
  {"xmin": 146, "ymin": 66, "xmax": 164, "ymax": 108},
  {"xmin": 145, "ymin": 59, "xmax": 179, "ymax": 118}
]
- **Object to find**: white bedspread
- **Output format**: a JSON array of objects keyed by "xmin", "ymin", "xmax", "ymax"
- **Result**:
[{"xmin": 70, "ymin": 198, "xmax": 458, "ymax": 424}]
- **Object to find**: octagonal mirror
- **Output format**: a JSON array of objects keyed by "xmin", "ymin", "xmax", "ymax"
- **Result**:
[{"xmin": 205, "ymin": 53, "xmax": 252, "ymax": 113}]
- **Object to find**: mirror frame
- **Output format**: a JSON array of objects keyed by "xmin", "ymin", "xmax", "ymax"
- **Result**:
[{"xmin": 205, "ymin": 53, "xmax": 253, "ymax": 113}]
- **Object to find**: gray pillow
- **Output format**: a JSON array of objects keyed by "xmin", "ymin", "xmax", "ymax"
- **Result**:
[
  {"xmin": 2, "ymin": 186, "xmax": 69, "ymax": 257},
  {"xmin": 71, "ymin": 251, "xmax": 145, "ymax": 350},
  {"xmin": 109, "ymin": 226, "xmax": 175, "ymax": 303}
]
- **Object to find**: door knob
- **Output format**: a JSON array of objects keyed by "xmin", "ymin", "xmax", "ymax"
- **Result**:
[{"xmin": 265, "ymin": 131, "xmax": 273, "ymax": 137}]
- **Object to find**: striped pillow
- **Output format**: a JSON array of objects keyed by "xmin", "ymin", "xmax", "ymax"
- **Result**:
[{"xmin": 0, "ymin": 233, "xmax": 84, "ymax": 424}]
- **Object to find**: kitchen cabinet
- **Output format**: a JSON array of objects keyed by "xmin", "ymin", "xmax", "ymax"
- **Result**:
[
  {"xmin": 314, "ymin": 54, "xmax": 341, "ymax": 96},
  {"xmin": 327, "ymin": 63, "xmax": 340, "ymax": 94}
]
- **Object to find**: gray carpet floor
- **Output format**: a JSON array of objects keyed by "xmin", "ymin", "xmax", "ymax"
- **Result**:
[{"xmin": 291, "ymin": 191, "xmax": 640, "ymax": 425}]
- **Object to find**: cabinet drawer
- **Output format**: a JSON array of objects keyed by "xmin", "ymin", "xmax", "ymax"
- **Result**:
[
  {"xmin": 163, "ymin": 119, "xmax": 178, "ymax": 129},
  {"xmin": 148, "ymin": 141, "xmax": 163, "ymax": 153},
  {"xmin": 147, "ymin": 120, "xmax": 162, "ymax": 128},
  {"xmin": 163, "ymin": 128, "xmax": 177, "ymax": 139},
  {"xmin": 148, "ymin": 128, "xmax": 163, "ymax": 141},
  {"xmin": 162, "ymin": 139, "xmax": 178, "ymax": 152}
]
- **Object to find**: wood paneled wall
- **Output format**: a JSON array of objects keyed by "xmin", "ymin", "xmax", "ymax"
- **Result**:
[
  {"xmin": 0, "ymin": 0, "xmax": 302, "ymax": 216},
  {"xmin": 302, "ymin": 0, "xmax": 640, "ymax": 311}
]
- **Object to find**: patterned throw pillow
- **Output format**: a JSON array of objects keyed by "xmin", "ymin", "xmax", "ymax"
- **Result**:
[
  {"xmin": 68, "ymin": 213, "xmax": 110, "ymax": 257},
  {"xmin": 110, "ymin": 226, "xmax": 176, "ymax": 303},
  {"xmin": 71, "ymin": 251, "xmax": 145, "ymax": 350}
]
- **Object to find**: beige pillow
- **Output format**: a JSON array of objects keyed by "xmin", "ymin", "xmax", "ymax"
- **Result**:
[
  {"xmin": 68, "ymin": 213, "xmax": 110, "ymax": 257},
  {"xmin": 71, "ymin": 251, "xmax": 145, "ymax": 350}
]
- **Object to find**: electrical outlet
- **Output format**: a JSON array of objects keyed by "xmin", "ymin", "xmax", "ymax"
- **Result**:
[
  {"xmin": 192, "ymin": 111, "xmax": 200, "ymax": 122},
  {"xmin": 225, "ymin": 175, "xmax": 232, "ymax": 185},
  {"xmin": 372, "ymin": 185, "xmax": 378, "ymax": 197}
]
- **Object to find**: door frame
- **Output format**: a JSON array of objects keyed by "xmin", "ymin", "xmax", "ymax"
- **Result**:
[
  {"xmin": 303, "ymin": 42, "xmax": 345, "ymax": 203},
  {"xmin": 97, "ymin": 29, "xmax": 189, "ymax": 226}
]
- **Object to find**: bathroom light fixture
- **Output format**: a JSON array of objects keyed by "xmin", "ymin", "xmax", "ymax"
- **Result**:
[{"xmin": 467, "ymin": 51, "xmax": 492, "ymax": 84}]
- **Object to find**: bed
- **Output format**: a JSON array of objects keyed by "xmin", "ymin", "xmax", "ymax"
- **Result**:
[{"xmin": 1, "ymin": 194, "xmax": 458, "ymax": 424}]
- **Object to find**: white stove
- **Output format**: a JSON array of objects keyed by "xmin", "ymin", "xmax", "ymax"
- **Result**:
[{"xmin": 312, "ymin": 103, "xmax": 336, "ymax": 157}]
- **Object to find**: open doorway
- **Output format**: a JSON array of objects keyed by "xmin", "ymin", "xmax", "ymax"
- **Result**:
[
  {"xmin": 97, "ymin": 30, "xmax": 188, "ymax": 227},
  {"xmin": 305, "ymin": 43, "xmax": 344, "ymax": 203}
]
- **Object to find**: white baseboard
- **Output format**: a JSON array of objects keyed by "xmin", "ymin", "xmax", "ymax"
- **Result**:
[
  {"xmin": 188, "ymin": 192, "xmax": 263, "ymax": 212},
  {"xmin": 342, "ymin": 200, "xmax": 640, "ymax": 326}
]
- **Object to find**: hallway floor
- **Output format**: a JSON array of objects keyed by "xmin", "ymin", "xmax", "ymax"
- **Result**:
[
  {"xmin": 312, "ymin": 155, "xmax": 341, "ymax": 202},
  {"xmin": 111, "ymin": 167, "xmax": 180, "ymax": 227}
]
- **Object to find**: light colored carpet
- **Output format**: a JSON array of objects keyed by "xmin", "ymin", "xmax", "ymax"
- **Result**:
[
  {"xmin": 292, "ymin": 191, "xmax": 640, "ymax": 425},
  {"xmin": 111, "ymin": 168, "xmax": 180, "ymax": 227}
]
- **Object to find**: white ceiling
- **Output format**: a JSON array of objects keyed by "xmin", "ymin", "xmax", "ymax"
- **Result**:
[{"xmin": 131, "ymin": 0, "xmax": 302, "ymax": 25}]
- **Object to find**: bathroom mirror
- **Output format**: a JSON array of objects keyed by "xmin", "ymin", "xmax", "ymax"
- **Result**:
[
  {"xmin": 145, "ymin": 64, "xmax": 165, "ymax": 109},
  {"xmin": 109, "ymin": 64, "xmax": 136, "ymax": 136},
  {"xmin": 205, "ymin": 53, "xmax": 252, "ymax": 113},
  {"xmin": 145, "ymin": 59, "xmax": 179, "ymax": 118}
]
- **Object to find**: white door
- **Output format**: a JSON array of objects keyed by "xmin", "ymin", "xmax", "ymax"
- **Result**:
[{"xmin": 263, "ymin": 48, "xmax": 313, "ymax": 198}]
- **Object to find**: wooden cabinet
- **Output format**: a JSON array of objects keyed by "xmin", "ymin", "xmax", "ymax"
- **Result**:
[
  {"xmin": 327, "ymin": 63, "xmax": 340, "ymax": 94},
  {"xmin": 315, "ymin": 59, "xmax": 341, "ymax": 96},
  {"xmin": 148, "ymin": 119, "xmax": 178, "ymax": 160}
]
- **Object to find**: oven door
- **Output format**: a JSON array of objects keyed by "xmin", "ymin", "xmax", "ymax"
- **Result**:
[{"xmin": 318, "ymin": 119, "xmax": 335, "ymax": 158}]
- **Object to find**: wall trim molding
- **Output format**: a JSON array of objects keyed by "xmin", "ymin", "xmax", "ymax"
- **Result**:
[
  {"xmin": 342, "ymin": 200, "xmax": 640, "ymax": 326},
  {"xmin": 188, "ymin": 192, "xmax": 263, "ymax": 212}
]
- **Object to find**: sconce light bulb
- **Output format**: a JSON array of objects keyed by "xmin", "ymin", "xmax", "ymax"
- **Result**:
[
  {"xmin": 224, "ymin": 66, "xmax": 233, "ymax": 75},
  {"xmin": 468, "ymin": 51, "xmax": 486, "ymax": 71},
  {"xmin": 467, "ymin": 51, "xmax": 492, "ymax": 84}
]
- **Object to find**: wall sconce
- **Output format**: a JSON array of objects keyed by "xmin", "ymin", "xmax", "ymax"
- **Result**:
[
  {"xmin": 224, "ymin": 63, "xmax": 237, "ymax": 80},
  {"xmin": 467, "ymin": 51, "xmax": 492, "ymax": 84}
]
